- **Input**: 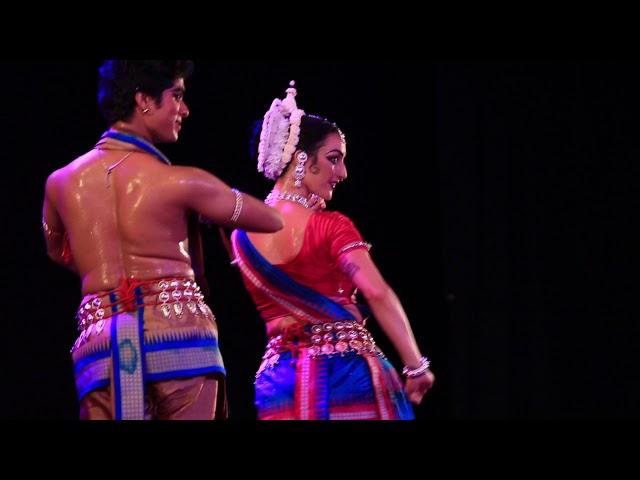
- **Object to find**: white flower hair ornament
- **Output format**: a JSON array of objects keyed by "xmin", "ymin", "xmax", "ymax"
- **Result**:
[{"xmin": 257, "ymin": 80, "xmax": 306, "ymax": 180}]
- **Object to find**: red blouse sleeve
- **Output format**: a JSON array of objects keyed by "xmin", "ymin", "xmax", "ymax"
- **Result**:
[{"xmin": 324, "ymin": 212, "xmax": 372, "ymax": 262}]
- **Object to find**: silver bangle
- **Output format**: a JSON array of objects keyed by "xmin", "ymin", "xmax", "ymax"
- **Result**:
[
  {"xmin": 42, "ymin": 217, "xmax": 62, "ymax": 237},
  {"xmin": 402, "ymin": 356, "xmax": 431, "ymax": 378},
  {"xmin": 42, "ymin": 217, "xmax": 53, "ymax": 236},
  {"xmin": 230, "ymin": 188, "xmax": 243, "ymax": 223}
]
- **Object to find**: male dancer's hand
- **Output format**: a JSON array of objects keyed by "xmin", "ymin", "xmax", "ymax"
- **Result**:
[{"xmin": 308, "ymin": 194, "xmax": 327, "ymax": 211}]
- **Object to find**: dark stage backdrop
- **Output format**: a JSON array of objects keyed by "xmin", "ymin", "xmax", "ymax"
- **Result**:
[
  {"xmin": 0, "ymin": 61, "xmax": 636, "ymax": 419},
  {"xmin": 437, "ymin": 61, "xmax": 638, "ymax": 419}
]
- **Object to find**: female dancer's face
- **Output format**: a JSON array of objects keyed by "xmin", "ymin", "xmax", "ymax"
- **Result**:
[{"xmin": 305, "ymin": 132, "xmax": 347, "ymax": 201}]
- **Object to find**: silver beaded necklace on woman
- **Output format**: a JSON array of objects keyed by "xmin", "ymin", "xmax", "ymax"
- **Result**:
[{"xmin": 264, "ymin": 190, "xmax": 311, "ymax": 209}]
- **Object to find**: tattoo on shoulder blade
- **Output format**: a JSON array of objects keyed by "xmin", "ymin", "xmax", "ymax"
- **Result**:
[{"xmin": 339, "ymin": 258, "xmax": 360, "ymax": 279}]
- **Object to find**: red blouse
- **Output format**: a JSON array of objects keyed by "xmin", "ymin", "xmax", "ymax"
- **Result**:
[{"xmin": 241, "ymin": 211, "xmax": 371, "ymax": 322}]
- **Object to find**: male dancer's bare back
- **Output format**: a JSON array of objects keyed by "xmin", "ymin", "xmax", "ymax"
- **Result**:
[{"xmin": 44, "ymin": 138, "xmax": 280, "ymax": 295}]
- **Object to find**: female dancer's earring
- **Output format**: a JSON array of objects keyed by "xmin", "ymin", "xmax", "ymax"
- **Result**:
[{"xmin": 294, "ymin": 152, "xmax": 308, "ymax": 188}]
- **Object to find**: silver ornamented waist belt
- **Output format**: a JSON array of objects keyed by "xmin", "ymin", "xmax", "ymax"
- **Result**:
[
  {"xmin": 257, "ymin": 320, "xmax": 382, "ymax": 377},
  {"xmin": 75, "ymin": 277, "xmax": 211, "ymax": 343}
]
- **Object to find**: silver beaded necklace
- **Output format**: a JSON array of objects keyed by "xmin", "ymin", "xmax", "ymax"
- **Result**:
[{"xmin": 264, "ymin": 190, "xmax": 310, "ymax": 209}]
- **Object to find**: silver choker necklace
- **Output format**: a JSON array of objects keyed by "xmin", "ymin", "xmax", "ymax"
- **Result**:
[{"xmin": 264, "ymin": 190, "xmax": 310, "ymax": 208}]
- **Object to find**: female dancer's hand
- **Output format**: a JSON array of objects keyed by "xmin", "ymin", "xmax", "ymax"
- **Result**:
[{"xmin": 404, "ymin": 369, "xmax": 435, "ymax": 405}]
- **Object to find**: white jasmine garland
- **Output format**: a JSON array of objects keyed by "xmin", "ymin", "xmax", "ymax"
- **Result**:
[{"xmin": 257, "ymin": 81, "xmax": 305, "ymax": 180}]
